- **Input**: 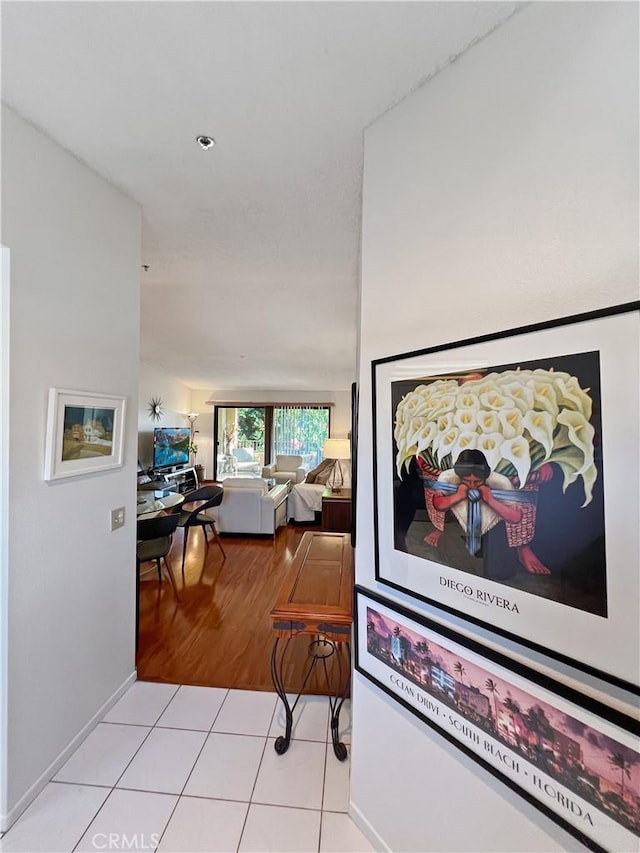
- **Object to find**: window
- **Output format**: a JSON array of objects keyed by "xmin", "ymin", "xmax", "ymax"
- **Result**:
[
  {"xmin": 213, "ymin": 404, "xmax": 331, "ymax": 480},
  {"xmin": 214, "ymin": 407, "xmax": 265, "ymax": 480},
  {"xmin": 272, "ymin": 406, "xmax": 330, "ymax": 470}
]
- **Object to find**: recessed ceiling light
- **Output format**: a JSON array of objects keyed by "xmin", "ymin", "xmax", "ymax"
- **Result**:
[{"xmin": 196, "ymin": 135, "xmax": 216, "ymax": 150}]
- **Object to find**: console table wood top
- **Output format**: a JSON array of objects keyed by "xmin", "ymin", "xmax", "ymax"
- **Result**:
[{"xmin": 270, "ymin": 531, "xmax": 353, "ymax": 641}]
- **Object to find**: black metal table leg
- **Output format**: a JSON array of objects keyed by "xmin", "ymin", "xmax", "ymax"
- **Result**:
[
  {"xmin": 270, "ymin": 637, "xmax": 294, "ymax": 754},
  {"xmin": 271, "ymin": 632, "xmax": 347, "ymax": 757},
  {"xmin": 322, "ymin": 641, "xmax": 351, "ymax": 761}
]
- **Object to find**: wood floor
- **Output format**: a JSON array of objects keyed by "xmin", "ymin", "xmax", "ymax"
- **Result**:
[{"xmin": 136, "ymin": 522, "xmax": 348, "ymax": 695}]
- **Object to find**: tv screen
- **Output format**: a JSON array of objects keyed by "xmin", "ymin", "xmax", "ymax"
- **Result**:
[{"xmin": 153, "ymin": 427, "xmax": 190, "ymax": 470}]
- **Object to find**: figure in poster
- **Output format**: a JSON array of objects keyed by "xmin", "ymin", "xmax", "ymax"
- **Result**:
[
  {"xmin": 420, "ymin": 449, "xmax": 552, "ymax": 574},
  {"xmin": 391, "ymin": 354, "xmax": 606, "ymax": 614}
]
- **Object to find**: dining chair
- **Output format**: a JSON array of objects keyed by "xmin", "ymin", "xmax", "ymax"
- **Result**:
[
  {"xmin": 177, "ymin": 484, "xmax": 226, "ymax": 577},
  {"xmin": 136, "ymin": 513, "xmax": 181, "ymax": 601}
]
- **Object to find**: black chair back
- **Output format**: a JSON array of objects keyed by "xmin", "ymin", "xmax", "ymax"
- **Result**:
[
  {"xmin": 137, "ymin": 512, "xmax": 180, "ymax": 541},
  {"xmin": 182, "ymin": 484, "xmax": 222, "ymax": 504},
  {"xmin": 180, "ymin": 485, "xmax": 224, "ymax": 527},
  {"xmin": 178, "ymin": 484, "xmax": 226, "ymax": 573}
]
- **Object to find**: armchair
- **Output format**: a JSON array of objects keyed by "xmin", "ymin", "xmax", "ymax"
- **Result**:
[
  {"xmin": 210, "ymin": 478, "xmax": 288, "ymax": 535},
  {"xmin": 261, "ymin": 454, "xmax": 306, "ymax": 486}
]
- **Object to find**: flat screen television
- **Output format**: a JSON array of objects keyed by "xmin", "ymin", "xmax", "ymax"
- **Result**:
[{"xmin": 153, "ymin": 427, "xmax": 190, "ymax": 470}]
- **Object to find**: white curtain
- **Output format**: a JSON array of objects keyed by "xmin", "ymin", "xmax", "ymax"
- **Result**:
[{"xmin": 272, "ymin": 406, "xmax": 329, "ymax": 469}]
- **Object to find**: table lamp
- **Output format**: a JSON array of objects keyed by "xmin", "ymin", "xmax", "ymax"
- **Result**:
[{"xmin": 322, "ymin": 438, "xmax": 351, "ymax": 492}]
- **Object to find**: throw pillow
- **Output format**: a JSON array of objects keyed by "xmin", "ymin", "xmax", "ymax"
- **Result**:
[
  {"xmin": 315, "ymin": 465, "xmax": 335, "ymax": 485},
  {"xmin": 306, "ymin": 458, "xmax": 333, "ymax": 484}
]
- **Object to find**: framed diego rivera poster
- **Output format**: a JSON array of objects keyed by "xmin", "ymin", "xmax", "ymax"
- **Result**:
[
  {"xmin": 354, "ymin": 587, "xmax": 640, "ymax": 853},
  {"xmin": 371, "ymin": 303, "xmax": 639, "ymax": 691}
]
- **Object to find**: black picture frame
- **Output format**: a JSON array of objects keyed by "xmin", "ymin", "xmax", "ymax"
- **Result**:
[
  {"xmin": 371, "ymin": 302, "xmax": 640, "ymax": 693},
  {"xmin": 355, "ymin": 585, "xmax": 640, "ymax": 853},
  {"xmin": 350, "ymin": 381, "xmax": 359, "ymax": 548}
]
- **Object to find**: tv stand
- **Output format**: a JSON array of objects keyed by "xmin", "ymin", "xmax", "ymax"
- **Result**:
[{"xmin": 160, "ymin": 467, "xmax": 198, "ymax": 494}]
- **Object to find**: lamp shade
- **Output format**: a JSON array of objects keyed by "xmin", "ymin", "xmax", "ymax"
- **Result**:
[{"xmin": 323, "ymin": 438, "xmax": 351, "ymax": 460}]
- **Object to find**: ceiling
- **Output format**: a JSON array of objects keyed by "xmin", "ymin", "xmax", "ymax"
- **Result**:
[{"xmin": 1, "ymin": 1, "xmax": 519, "ymax": 391}]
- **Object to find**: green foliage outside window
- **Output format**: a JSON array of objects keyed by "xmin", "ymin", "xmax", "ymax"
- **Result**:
[{"xmin": 237, "ymin": 408, "xmax": 265, "ymax": 443}]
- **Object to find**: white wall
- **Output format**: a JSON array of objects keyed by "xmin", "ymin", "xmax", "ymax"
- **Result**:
[
  {"xmin": 353, "ymin": 4, "xmax": 638, "ymax": 851},
  {"xmin": 0, "ymin": 246, "xmax": 10, "ymax": 831},
  {"xmin": 138, "ymin": 363, "xmax": 192, "ymax": 469},
  {"xmin": 0, "ymin": 106, "xmax": 141, "ymax": 829}
]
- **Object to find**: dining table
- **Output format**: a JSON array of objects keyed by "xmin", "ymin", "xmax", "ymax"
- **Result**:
[
  {"xmin": 136, "ymin": 489, "xmax": 185, "ymax": 518},
  {"xmin": 135, "ymin": 489, "xmax": 186, "ymax": 654}
]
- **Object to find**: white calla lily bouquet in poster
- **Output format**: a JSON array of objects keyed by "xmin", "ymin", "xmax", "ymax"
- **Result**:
[{"xmin": 395, "ymin": 368, "xmax": 597, "ymax": 502}]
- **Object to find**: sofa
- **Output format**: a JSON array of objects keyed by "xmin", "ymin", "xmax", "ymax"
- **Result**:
[
  {"xmin": 287, "ymin": 459, "xmax": 351, "ymax": 522},
  {"xmin": 261, "ymin": 454, "xmax": 306, "ymax": 486},
  {"xmin": 210, "ymin": 477, "xmax": 288, "ymax": 535}
]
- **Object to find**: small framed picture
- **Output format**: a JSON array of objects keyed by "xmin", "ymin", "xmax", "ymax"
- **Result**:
[
  {"xmin": 355, "ymin": 586, "xmax": 639, "ymax": 853},
  {"xmin": 44, "ymin": 388, "xmax": 126, "ymax": 481}
]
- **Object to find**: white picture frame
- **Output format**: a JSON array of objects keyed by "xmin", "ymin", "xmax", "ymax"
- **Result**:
[{"xmin": 44, "ymin": 388, "xmax": 126, "ymax": 481}]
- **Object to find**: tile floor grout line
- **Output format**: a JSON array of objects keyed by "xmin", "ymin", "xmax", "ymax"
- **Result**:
[
  {"xmin": 235, "ymin": 802, "xmax": 324, "ymax": 853},
  {"xmin": 70, "ymin": 784, "xmax": 118, "ymax": 853},
  {"xmin": 149, "ymin": 684, "xmax": 181, "ymax": 727},
  {"xmin": 206, "ymin": 687, "xmax": 231, "ymax": 735},
  {"xmin": 247, "ymin": 734, "xmax": 270, "ymax": 805},
  {"xmin": 235, "ymin": 789, "xmax": 254, "ymax": 852},
  {"xmin": 319, "ymin": 739, "xmax": 330, "ymax": 853},
  {"xmin": 107, "ymin": 715, "xmax": 162, "ymax": 792},
  {"xmin": 155, "ymin": 683, "xmax": 183, "ymax": 726},
  {"xmin": 235, "ymin": 733, "xmax": 271, "ymax": 853},
  {"xmin": 118, "ymin": 788, "xmax": 337, "ymax": 811},
  {"xmin": 50, "ymin": 780, "xmax": 112, "ymax": 791},
  {"xmin": 169, "ymin": 705, "xmax": 221, "ymax": 800},
  {"xmin": 152, "ymin": 789, "xmax": 187, "ymax": 851},
  {"xmin": 159, "ymin": 792, "xmax": 252, "ymax": 806}
]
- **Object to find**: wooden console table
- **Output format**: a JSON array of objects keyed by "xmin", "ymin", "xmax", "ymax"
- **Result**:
[{"xmin": 270, "ymin": 531, "xmax": 354, "ymax": 760}]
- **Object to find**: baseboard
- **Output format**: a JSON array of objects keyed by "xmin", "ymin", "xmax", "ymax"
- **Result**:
[
  {"xmin": 349, "ymin": 801, "xmax": 390, "ymax": 852},
  {"xmin": 0, "ymin": 670, "xmax": 136, "ymax": 833}
]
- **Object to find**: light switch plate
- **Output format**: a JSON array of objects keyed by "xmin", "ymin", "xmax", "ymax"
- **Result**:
[{"xmin": 111, "ymin": 506, "xmax": 125, "ymax": 530}]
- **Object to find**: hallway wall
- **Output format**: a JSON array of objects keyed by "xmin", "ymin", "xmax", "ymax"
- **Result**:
[
  {"xmin": 352, "ymin": 3, "xmax": 638, "ymax": 850},
  {"xmin": 0, "ymin": 106, "xmax": 141, "ymax": 829}
]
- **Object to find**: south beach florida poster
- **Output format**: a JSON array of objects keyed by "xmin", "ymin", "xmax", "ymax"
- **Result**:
[{"xmin": 355, "ymin": 589, "xmax": 639, "ymax": 852}]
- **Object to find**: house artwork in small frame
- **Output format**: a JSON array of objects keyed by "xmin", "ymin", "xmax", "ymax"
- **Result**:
[{"xmin": 44, "ymin": 388, "xmax": 126, "ymax": 481}]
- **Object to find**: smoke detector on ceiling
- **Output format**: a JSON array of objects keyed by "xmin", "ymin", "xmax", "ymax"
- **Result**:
[{"xmin": 196, "ymin": 135, "xmax": 216, "ymax": 150}]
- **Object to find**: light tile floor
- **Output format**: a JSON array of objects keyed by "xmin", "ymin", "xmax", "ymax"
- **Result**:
[{"xmin": 1, "ymin": 682, "xmax": 374, "ymax": 853}]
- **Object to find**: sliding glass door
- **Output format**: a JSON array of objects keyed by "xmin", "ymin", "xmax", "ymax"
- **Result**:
[
  {"xmin": 214, "ymin": 407, "xmax": 266, "ymax": 481},
  {"xmin": 213, "ymin": 404, "xmax": 330, "ymax": 480}
]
